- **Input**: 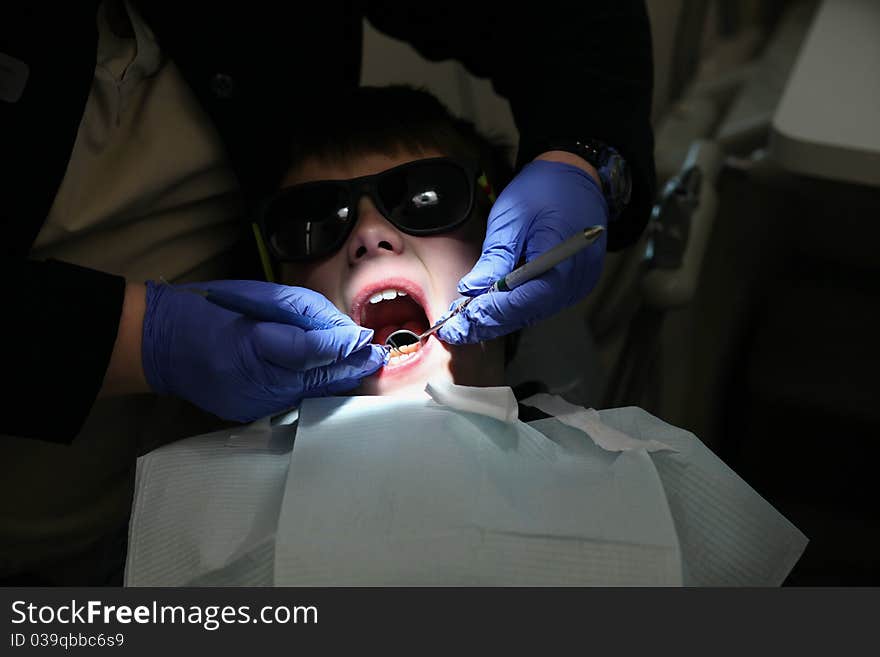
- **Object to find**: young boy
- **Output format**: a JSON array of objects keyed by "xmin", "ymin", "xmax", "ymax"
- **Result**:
[
  {"xmin": 125, "ymin": 87, "xmax": 807, "ymax": 587},
  {"xmin": 261, "ymin": 85, "xmax": 517, "ymax": 399}
]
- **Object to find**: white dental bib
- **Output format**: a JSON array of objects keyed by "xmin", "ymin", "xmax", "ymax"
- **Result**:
[{"xmin": 125, "ymin": 387, "xmax": 807, "ymax": 586}]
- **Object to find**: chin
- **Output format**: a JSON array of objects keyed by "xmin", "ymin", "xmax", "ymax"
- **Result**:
[{"xmin": 355, "ymin": 335, "xmax": 453, "ymax": 397}]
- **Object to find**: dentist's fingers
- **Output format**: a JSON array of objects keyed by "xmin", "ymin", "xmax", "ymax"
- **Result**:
[
  {"xmin": 253, "ymin": 322, "xmax": 375, "ymax": 371},
  {"xmin": 457, "ymin": 241, "xmax": 519, "ymax": 296},
  {"xmin": 198, "ymin": 280, "xmax": 359, "ymax": 327},
  {"xmin": 299, "ymin": 344, "xmax": 388, "ymax": 394},
  {"xmin": 302, "ymin": 375, "xmax": 364, "ymax": 400},
  {"xmin": 437, "ymin": 274, "xmax": 558, "ymax": 344}
]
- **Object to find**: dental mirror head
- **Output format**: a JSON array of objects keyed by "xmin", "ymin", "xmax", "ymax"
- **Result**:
[{"xmin": 385, "ymin": 329, "xmax": 421, "ymax": 352}]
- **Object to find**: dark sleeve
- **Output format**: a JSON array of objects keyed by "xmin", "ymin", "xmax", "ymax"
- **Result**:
[
  {"xmin": 364, "ymin": 0, "xmax": 655, "ymax": 250},
  {"xmin": 2, "ymin": 258, "xmax": 126, "ymax": 443}
]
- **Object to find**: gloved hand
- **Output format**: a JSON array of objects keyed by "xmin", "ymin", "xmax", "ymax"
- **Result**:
[
  {"xmin": 437, "ymin": 160, "xmax": 608, "ymax": 344},
  {"xmin": 142, "ymin": 280, "xmax": 387, "ymax": 422}
]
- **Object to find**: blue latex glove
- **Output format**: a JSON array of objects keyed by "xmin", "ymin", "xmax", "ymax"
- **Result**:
[
  {"xmin": 142, "ymin": 280, "xmax": 388, "ymax": 422},
  {"xmin": 437, "ymin": 160, "xmax": 608, "ymax": 344}
]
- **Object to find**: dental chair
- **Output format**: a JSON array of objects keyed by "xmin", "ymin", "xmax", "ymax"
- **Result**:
[{"xmin": 594, "ymin": 0, "xmax": 880, "ymax": 584}]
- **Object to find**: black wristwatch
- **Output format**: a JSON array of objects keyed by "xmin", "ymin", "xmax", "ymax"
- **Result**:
[{"xmin": 544, "ymin": 139, "xmax": 632, "ymax": 220}]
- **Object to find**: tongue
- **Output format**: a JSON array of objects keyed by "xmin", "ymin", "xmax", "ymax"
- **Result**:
[
  {"xmin": 376, "ymin": 321, "xmax": 424, "ymax": 346},
  {"xmin": 362, "ymin": 295, "xmax": 429, "ymax": 345}
]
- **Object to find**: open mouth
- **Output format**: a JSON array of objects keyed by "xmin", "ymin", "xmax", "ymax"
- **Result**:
[{"xmin": 352, "ymin": 281, "xmax": 432, "ymax": 368}]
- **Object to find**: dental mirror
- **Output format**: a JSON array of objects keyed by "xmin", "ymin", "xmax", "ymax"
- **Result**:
[
  {"xmin": 384, "ymin": 297, "xmax": 475, "ymax": 352},
  {"xmin": 385, "ymin": 329, "xmax": 421, "ymax": 352}
]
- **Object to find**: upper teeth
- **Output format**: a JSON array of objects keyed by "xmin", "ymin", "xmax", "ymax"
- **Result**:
[{"xmin": 369, "ymin": 289, "xmax": 408, "ymax": 304}]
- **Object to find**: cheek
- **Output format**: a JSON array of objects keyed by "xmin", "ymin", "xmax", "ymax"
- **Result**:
[
  {"xmin": 436, "ymin": 222, "xmax": 484, "ymax": 277},
  {"xmin": 455, "ymin": 216, "xmax": 487, "ymax": 271},
  {"xmin": 418, "ymin": 237, "xmax": 482, "ymax": 286},
  {"xmin": 456, "ymin": 240, "xmax": 483, "ymax": 275}
]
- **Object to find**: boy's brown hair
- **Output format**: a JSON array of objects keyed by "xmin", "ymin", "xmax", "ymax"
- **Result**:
[{"xmin": 284, "ymin": 85, "xmax": 514, "ymax": 219}]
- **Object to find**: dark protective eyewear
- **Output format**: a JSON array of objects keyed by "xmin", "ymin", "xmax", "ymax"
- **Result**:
[{"xmin": 259, "ymin": 157, "xmax": 483, "ymax": 262}]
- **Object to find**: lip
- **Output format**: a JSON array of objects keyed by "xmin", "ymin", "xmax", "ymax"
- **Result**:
[
  {"xmin": 348, "ymin": 276, "xmax": 436, "ymax": 381},
  {"xmin": 376, "ymin": 332, "xmax": 435, "ymax": 379},
  {"xmin": 349, "ymin": 277, "xmax": 434, "ymax": 327}
]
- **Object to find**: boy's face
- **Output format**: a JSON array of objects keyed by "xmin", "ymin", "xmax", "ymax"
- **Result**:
[{"xmin": 280, "ymin": 148, "xmax": 505, "ymax": 397}]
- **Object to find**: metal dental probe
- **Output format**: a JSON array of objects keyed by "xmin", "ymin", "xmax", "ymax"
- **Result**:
[{"xmin": 385, "ymin": 224, "xmax": 606, "ymax": 353}]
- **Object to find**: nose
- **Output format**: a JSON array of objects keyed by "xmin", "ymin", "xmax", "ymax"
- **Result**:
[{"xmin": 346, "ymin": 195, "xmax": 405, "ymax": 265}]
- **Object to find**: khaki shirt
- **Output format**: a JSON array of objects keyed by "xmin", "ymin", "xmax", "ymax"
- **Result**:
[{"xmin": 3, "ymin": 0, "xmax": 241, "ymax": 580}]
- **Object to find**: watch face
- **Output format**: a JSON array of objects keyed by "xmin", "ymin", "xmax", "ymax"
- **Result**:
[
  {"xmin": 605, "ymin": 152, "xmax": 632, "ymax": 212},
  {"xmin": 552, "ymin": 140, "xmax": 631, "ymax": 217}
]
